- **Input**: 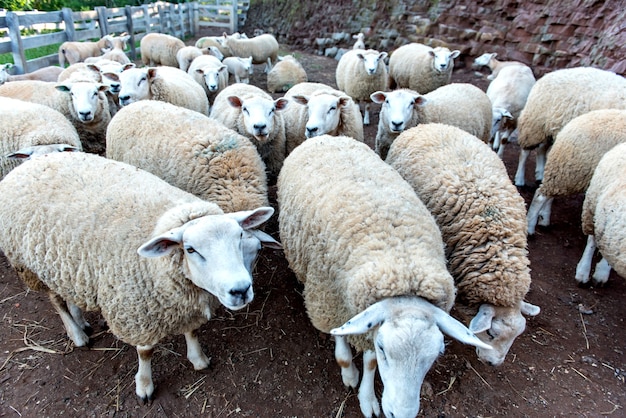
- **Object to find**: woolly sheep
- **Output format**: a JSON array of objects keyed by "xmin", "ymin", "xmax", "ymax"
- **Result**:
[
  {"xmin": 222, "ymin": 56, "xmax": 253, "ymax": 84},
  {"xmin": 526, "ymin": 109, "xmax": 626, "ymax": 235},
  {"xmin": 209, "ymin": 83, "xmax": 289, "ymax": 179},
  {"xmin": 485, "ymin": 63, "xmax": 536, "ymax": 158},
  {"xmin": 371, "ymin": 83, "xmax": 492, "ymax": 159},
  {"xmin": 195, "ymin": 35, "xmax": 232, "ymax": 58},
  {"xmin": 118, "ymin": 66, "xmax": 210, "ymax": 115},
  {"xmin": 386, "ymin": 123, "xmax": 540, "ymax": 366},
  {"xmin": 282, "ymin": 82, "xmax": 364, "ymax": 154},
  {"xmin": 222, "ymin": 33, "xmax": 279, "ymax": 72},
  {"xmin": 177, "ymin": 46, "xmax": 204, "ymax": 72},
  {"xmin": 335, "ymin": 48, "xmax": 388, "ymax": 125},
  {"xmin": 515, "ymin": 67, "xmax": 626, "ymax": 187},
  {"xmin": 0, "ymin": 79, "xmax": 111, "ymax": 155},
  {"xmin": 352, "ymin": 32, "xmax": 365, "ymax": 49},
  {"xmin": 576, "ymin": 142, "xmax": 626, "ymax": 285},
  {"xmin": 84, "ymin": 34, "xmax": 131, "ymax": 65},
  {"xmin": 473, "ymin": 52, "xmax": 526, "ymax": 81},
  {"xmin": 57, "ymin": 62, "xmax": 102, "ymax": 82},
  {"xmin": 266, "ymin": 55, "xmax": 308, "ymax": 93},
  {"xmin": 277, "ymin": 135, "xmax": 490, "ymax": 418},
  {"xmin": 58, "ymin": 34, "xmax": 115, "ymax": 67},
  {"xmin": 0, "ymin": 63, "xmax": 63, "ymax": 84},
  {"xmin": 388, "ymin": 43, "xmax": 460, "ymax": 94},
  {"xmin": 0, "ymin": 151, "xmax": 275, "ymax": 402},
  {"xmin": 187, "ymin": 55, "xmax": 229, "ymax": 106},
  {"xmin": 106, "ymin": 100, "xmax": 270, "ymax": 215},
  {"xmin": 140, "ymin": 32, "xmax": 185, "ymax": 67},
  {"xmin": 0, "ymin": 97, "xmax": 81, "ymax": 179}
]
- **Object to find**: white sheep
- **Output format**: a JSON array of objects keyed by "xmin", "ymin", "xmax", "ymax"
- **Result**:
[
  {"xmin": 106, "ymin": 100, "xmax": 271, "ymax": 216},
  {"xmin": 485, "ymin": 63, "xmax": 536, "ymax": 157},
  {"xmin": 0, "ymin": 78, "xmax": 111, "ymax": 155},
  {"xmin": 282, "ymin": 82, "xmax": 364, "ymax": 154},
  {"xmin": 57, "ymin": 62, "xmax": 102, "ymax": 82},
  {"xmin": 277, "ymin": 135, "xmax": 490, "ymax": 418},
  {"xmin": 222, "ymin": 33, "xmax": 279, "ymax": 72},
  {"xmin": 0, "ymin": 151, "xmax": 275, "ymax": 402},
  {"xmin": 222, "ymin": 56, "xmax": 253, "ymax": 84},
  {"xmin": 187, "ymin": 55, "xmax": 229, "ymax": 105},
  {"xmin": 118, "ymin": 66, "xmax": 210, "ymax": 115},
  {"xmin": 335, "ymin": 48, "xmax": 388, "ymax": 125},
  {"xmin": 0, "ymin": 96, "xmax": 81, "ymax": 179},
  {"xmin": 388, "ymin": 43, "xmax": 460, "ymax": 94},
  {"xmin": 576, "ymin": 142, "xmax": 626, "ymax": 285},
  {"xmin": 473, "ymin": 52, "xmax": 526, "ymax": 80},
  {"xmin": 84, "ymin": 34, "xmax": 131, "ymax": 65},
  {"xmin": 195, "ymin": 35, "xmax": 232, "ymax": 58},
  {"xmin": 209, "ymin": 83, "xmax": 289, "ymax": 179},
  {"xmin": 0, "ymin": 63, "xmax": 63, "ymax": 84},
  {"xmin": 176, "ymin": 45, "xmax": 204, "ymax": 72},
  {"xmin": 58, "ymin": 34, "xmax": 115, "ymax": 67},
  {"xmin": 515, "ymin": 67, "xmax": 626, "ymax": 187},
  {"xmin": 526, "ymin": 109, "xmax": 626, "ymax": 235},
  {"xmin": 352, "ymin": 32, "xmax": 365, "ymax": 49},
  {"xmin": 266, "ymin": 55, "xmax": 308, "ymax": 93},
  {"xmin": 371, "ymin": 83, "xmax": 492, "ymax": 159},
  {"xmin": 140, "ymin": 32, "xmax": 185, "ymax": 67},
  {"xmin": 386, "ymin": 123, "xmax": 540, "ymax": 366}
]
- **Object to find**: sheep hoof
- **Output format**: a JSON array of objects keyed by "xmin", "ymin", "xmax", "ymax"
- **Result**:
[{"xmin": 138, "ymin": 393, "xmax": 155, "ymax": 406}]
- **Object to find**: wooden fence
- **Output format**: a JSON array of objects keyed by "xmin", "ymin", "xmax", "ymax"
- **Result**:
[{"xmin": 0, "ymin": 0, "xmax": 250, "ymax": 75}]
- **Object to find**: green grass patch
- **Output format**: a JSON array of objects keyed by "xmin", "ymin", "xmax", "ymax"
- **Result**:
[{"xmin": 0, "ymin": 43, "xmax": 62, "ymax": 65}]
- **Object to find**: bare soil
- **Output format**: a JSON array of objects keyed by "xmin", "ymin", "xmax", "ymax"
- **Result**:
[{"xmin": 0, "ymin": 34, "xmax": 625, "ymax": 418}]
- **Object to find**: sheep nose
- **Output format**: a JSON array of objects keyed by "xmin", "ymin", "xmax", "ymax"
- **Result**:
[
  {"xmin": 391, "ymin": 121, "xmax": 403, "ymax": 130},
  {"xmin": 79, "ymin": 111, "xmax": 92, "ymax": 119},
  {"xmin": 253, "ymin": 123, "xmax": 266, "ymax": 131},
  {"xmin": 306, "ymin": 126, "xmax": 318, "ymax": 135},
  {"xmin": 229, "ymin": 284, "xmax": 251, "ymax": 299},
  {"xmin": 119, "ymin": 95, "xmax": 130, "ymax": 102}
]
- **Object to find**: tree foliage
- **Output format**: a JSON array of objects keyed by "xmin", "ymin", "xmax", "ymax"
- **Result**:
[{"xmin": 0, "ymin": 0, "xmax": 154, "ymax": 11}]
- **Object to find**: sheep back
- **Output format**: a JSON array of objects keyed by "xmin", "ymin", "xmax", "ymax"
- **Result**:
[
  {"xmin": 336, "ymin": 49, "xmax": 388, "ymax": 102},
  {"xmin": 140, "ymin": 33, "xmax": 185, "ymax": 67},
  {"xmin": 147, "ymin": 66, "xmax": 210, "ymax": 115},
  {"xmin": 386, "ymin": 123, "xmax": 531, "ymax": 308},
  {"xmin": 389, "ymin": 43, "xmax": 455, "ymax": 94},
  {"xmin": 223, "ymin": 34, "xmax": 279, "ymax": 65},
  {"xmin": 106, "ymin": 100, "xmax": 269, "ymax": 213},
  {"xmin": 267, "ymin": 56, "xmax": 308, "ymax": 93},
  {"xmin": 277, "ymin": 135, "xmax": 455, "ymax": 351}
]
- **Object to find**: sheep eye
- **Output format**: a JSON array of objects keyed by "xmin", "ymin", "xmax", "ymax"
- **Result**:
[
  {"xmin": 328, "ymin": 106, "xmax": 336, "ymax": 113},
  {"xmin": 138, "ymin": 77, "xmax": 146, "ymax": 86},
  {"xmin": 186, "ymin": 247, "xmax": 196, "ymax": 254},
  {"xmin": 242, "ymin": 107, "xmax": 249, "ymax": 115},
  {"xmin": 486, "ymin": 329, "xmax": 496, "ymax": 340},
  {"xmin": 377, "ymin": 343, "xmax": 387, "ymax": 361}
]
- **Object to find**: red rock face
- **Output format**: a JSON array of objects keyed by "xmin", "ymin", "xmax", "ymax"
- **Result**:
[{"xmin": 244, "ymin": 0, "xmax": 625, "ymax": 77}]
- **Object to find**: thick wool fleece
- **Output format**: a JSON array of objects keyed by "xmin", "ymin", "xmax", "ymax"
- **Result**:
[
  {"xmin": 387, "ymin": 123, "xmax": 531, "ymax": 308},
  {"xmin": 0, "ymin": 152, "xmax": 221, "ymax": 346},
  {"xmin": 106, "ymin": 100, "xmax": 268, "ymax": 213},
  {"xmin": 277, "ymin": 135, "xmax": 455, "ymax": 352}
]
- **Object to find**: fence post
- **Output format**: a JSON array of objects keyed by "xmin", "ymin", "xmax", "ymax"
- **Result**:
[
  {"xmin": 6, "ymin": 12, "xmax": 26, "ymax": 74},
  {"xmin": 158, "ymin": 5, "xmax": 167, "ymax": 34},
  {"xmin": 191, "ymin": 1, "xmax": 198, "ymax": 37},
  {"xmin": 125, "ymin": 5, "xmax": 137, "ymax": 60},
  {"xmin": 142, "ymin": 4, "xmax": 152, "ymax": 33},
  {"xmin": 62, "ymin": 7, "xmax": 76, "ymax": 42},
  {"xmin": 231, "ymin": 1, "xmax": 238, "ymax": 33},
  {"xmin": 96, "ymin": 6, "xmax": 109, "ymax": 36}
]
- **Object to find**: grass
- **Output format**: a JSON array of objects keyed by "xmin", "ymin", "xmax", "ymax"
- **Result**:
[{"xmin": 0, "ymin": 43, "xmax": 62, "ymax": 65}]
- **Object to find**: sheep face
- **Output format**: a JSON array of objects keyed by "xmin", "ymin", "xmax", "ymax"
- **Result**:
[
  {"xmin": 56, "ymin": 81, "xmax": 108, "ymax": 123},
  {"xmin": 473, "ymin": 52, "xmax": 497, "ymax": 68},
  {"xmin": 356, "ymin": 51, "xmax": 388, "ymax": 76},
  {"xmin": 197, "ymin": 65, "xmax": 228, "ymax": 92},
  {"xmin": 227, "ymin": 95, "xmax": 289, "ymax": 143},
  {"xmin": 0, "ymin": 63, "xmax": 13, "ymax": 85},
  {"xmin": 118, "ymin": 67, "xmax": 153, "ymax": 106},
  {"xmin": 371, "ymin": 90, "xmax": 425, "ymax": 133},
  {"xmin": 293, "ymin": 93, "xmax": 350, "ymax": 138},
  {"xmin": 429, "ymin": 47, "xmax": 460, "ymax": 73},
  {"xmin": 206, "ymin": 46, "xmax": 224, "ymax": 61}
]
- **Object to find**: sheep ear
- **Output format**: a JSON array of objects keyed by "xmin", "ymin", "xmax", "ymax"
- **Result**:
[
  {"xmin": 55, "ymin": 84, "xmax": 71, "ymax": 93},
  {"xmin": 378, "ymin": 52, "xmax": 388, "ymax": 60},
  {"xmin": 226, "ymin": 206, "xmax": 275, "ymax": 230},
  {"xmin": 450, "ymin": 50, "xmax": 461, "ymax": 59},
  {"xmin": 227, "ymin": 95, "xmax": 243, "ymax": 108},
  {"xmin": 291, "ymin": 95, "xmax": 309, "ymax": 106},
  {"xmin": 137, "ymin": 226, "xmax": 185, "ymax": 258},
  {"xmin": 356, "ymin": 53, "xmax": 365, "ymax": 60},
  {"xmin": 274, "ymin": 98, "xmax": 289, "ymax": 111},
  {"xmin": 415, "ymin": 96, "xmax": 427, "ymax": 107},
  {"xmin": 521, "ymin": 301, "xmax": 540, "ymax": 316},
  {"xmin": 430, "ymin": 304, "xmax": 493, "ymax": 350},
  {"xmin": 147, "ymin": 68, "xmax": 158, "ymax": 80},
  {"xmin": 330, "ymin": 299, "xmax": 390, "ymax": 336},
  {"xmin": 122, "ymin": 63, "xmax": 135, "ymax": 71},
  {"xmin": 248, "ymin": 229, "xmax": 282, "ymax": 250},
  {"xmin": 468, "ymin": 304, "xmax": 496, "ymax": 333},
  {"xmin": 370, "ymin": 91, "xmax": 386, "ymax": 104}
]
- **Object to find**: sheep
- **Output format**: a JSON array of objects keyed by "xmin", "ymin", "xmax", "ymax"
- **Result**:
[
  {"xmin": 277, "ymin": 135, "xmax": 491, "ymax": 418},
  {"xmin": 0, "ymin": 96, "xmax": 81, "ymax": 179},
  {"xmin": 473, "ymin": 52, "xmax": 526, "ymax": 81},
  {"xmin": 187, "ymin": 55, "xmax": 229, "ymax": 105},
  {"xmin": 0, "ymin": 79, "xmax": 111, "ymax": 155},
  {"xmin": 58, "ymin": 34, "xmax": 115, "ymax": 67},
  {"xmin": 352, "ymin": 32, "xmax": 365, "ymax": 49},
  {"xmin": 515, "ymin": 67, "xmax": 626, "ymax": 187},
  {"xmin": 388, "ymin": 43, "xmax": 460, "ymax": 94},
  {"xmin": 266, "ymin": 55, "xmax": 308, "ymax": 93},
  {"xmin": 209, "ymin": 83, "xmax": 289, "ymax": 179},
  {"xmin": 195, "ymin": 35, "xmax": 232, "ymax": 58},
  {"xmin": 57, "ymin": 62, "xmax": 102, "ymax": 83},
  {"xmin": 206, "ymin": 45, "xmax": 225, "ymax": 61},
  {"xmin": 576, "ymin": 142, "xmax": 626, "ymax": 285},
  {"xmin": 222, "ymin": 56, "xmax": 253, "ymax": 84},
  {"xmin": 177, "ymin": 45, "xmax": 204, "ymax": 72},
  {"xmin": 84, "ymin": 34, "xmax": 131, "ymax": 65},
  {"xmin": 485, "ymin": 63, "xmax": 536, "ymax": 157},
  {"xmin": 370, "ymin": 83, "xmax": 492, "ymax": 160},
  {"xmin": 386, "ymin": 123, "xmax": 541, "ymax": 366},
  {"xmin": 140, "ymin": 32, "xmax": 185, "ymax": 67},
  {"xmin": 221, "ymin": 33, "xmax": 279, "ymax": 72},
  {"xmin": 526, "ymin": 109, "xmax": 626, "ymax": 235},
  {"xmin": 335, "ymin": 48, "xmax": 388, "ymax": 125},
  {"xmin": 282, "ymin": 82, "xmax": 364, "ymax": 154},
  {"xmin": 106, "ymin": 100, "xmax": 271, "ymax": 215},
  {"xmin": 118, "ymin": 66, "xmax": 210, "ymax": 115},
  {"xmin": 0, "ymin": 151, "xmax": 275, "ymax": 402},
  {"xmin": 0, "ymin": 63, "xmax": 63, "ymax": 84}
]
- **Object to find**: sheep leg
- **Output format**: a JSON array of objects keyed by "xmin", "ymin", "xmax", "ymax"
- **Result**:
[
  {"xmin": 264, "ymin": 57, "xmax": 272, "ymax": 73},
  {"xmin": 184, "ymin": 329, "xmax": 211, "ymax": 370},
  {"xmin": 537, "ymin": 196, "xmax": 554, "ymax": 227},
  {"xmin": 135, "ymin": 345, "xmax": 155, "ymax": 403},
  {"xmin": 48, "ymin": 291, "xmax": 90, "ymax": 347},
  {"xmin": 68, "ymin": 302, "xmax": 92, "ymax": 334},
  {"xmin": 527, "ymin": 189, "xmax": 548, "ymax": 235},
  {"xmin": 334, "ymin": 335, "xmax": 359, "ymax": 388},
  {"xmin": 358, "ymin": 349, "xmax": 381, "ymax": 418},
  {"xmin": 575, "ymin": 235, "xmax": 596, "ymax": 284},
  {"xmin": 492, "ymin": 131, "xmax": 501, "ymax": 152},
  {"xmin": 514, "ymin": 148, "xmax": 530, "ymax": 186},
  {"xmin": 592, "ymin": 257, "xmax": 612, "ymax": 285},
  {"xmin": 363, "ymin": 102, "xmax": 370, "ymax": 125},
  {"xmin": 535, "ymin": 142, "xmax": 548, "ymax": 183}
]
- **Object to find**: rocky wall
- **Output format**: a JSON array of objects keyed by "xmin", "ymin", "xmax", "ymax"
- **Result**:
[{"xmin": 243, "ymin": 0, "xmax": 626, "ymax": 77}]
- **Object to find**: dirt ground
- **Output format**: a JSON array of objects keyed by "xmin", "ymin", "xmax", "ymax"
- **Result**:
[{"xmin": 0, "ymin": 33, "xmax": 625, "ymax": 418}]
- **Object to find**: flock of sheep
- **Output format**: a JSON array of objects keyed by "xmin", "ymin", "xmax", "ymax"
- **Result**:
[{"xmin": 0, "ymin": 27, "xmax": 624, "ymax": 418}]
